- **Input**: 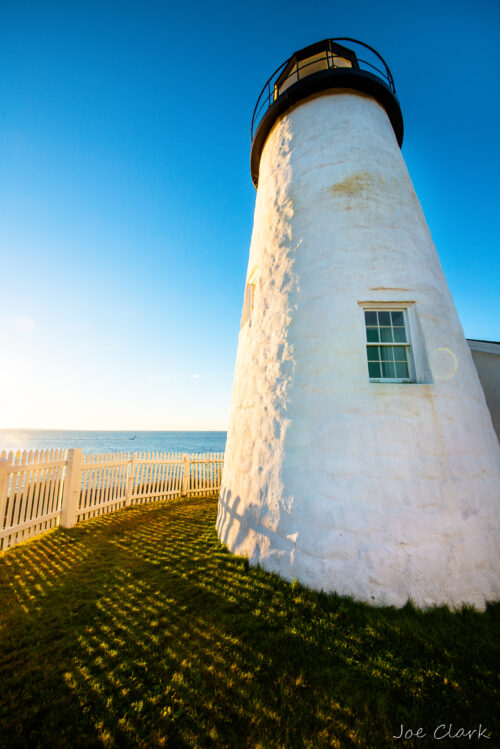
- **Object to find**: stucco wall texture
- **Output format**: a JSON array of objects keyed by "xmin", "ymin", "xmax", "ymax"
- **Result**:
[{"xmin": 217, "ymin": 90, "xmax": 500, "ymax": 610}]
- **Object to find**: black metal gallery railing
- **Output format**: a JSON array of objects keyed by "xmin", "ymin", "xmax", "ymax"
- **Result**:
[{"xmin": 251, "ymin": 38, "xmax": 397, "ymax": 141}]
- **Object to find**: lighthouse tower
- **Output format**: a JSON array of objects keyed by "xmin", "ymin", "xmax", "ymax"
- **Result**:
[{"xmin": 217, "ymin": 39, "xmax": 500, "ymax": 609}]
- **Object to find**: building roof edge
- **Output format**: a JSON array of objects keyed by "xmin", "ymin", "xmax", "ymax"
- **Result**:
[{"xmin": 467, "ymin": 339, "xmax": 500, "ymax": 355}]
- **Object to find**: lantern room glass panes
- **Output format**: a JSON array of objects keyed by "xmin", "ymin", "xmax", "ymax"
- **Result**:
[
  {"xmin": 275, "ymin": 49, "xmax": 354, "ymax": 98},
  {"xmin": 364, "ymin": 309, "xmax": 412, "ymax": 381},
  {"xmin": 276, "ymin": 66, "xmax": 299, "ymax": 97},
  {"xmin": 329, "ymin": 54, "xmax": 352, "ymax": 68}
]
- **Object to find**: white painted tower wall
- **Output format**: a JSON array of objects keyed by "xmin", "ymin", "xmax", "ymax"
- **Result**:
[{"xmin": 217, "ymin": 90, "xmax": 500, "ymax": 609}]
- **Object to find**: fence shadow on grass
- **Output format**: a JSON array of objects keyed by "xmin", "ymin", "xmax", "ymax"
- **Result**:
[{"xmin": 0, "ymin": 497, "xmax": 499, "ymax": 748}]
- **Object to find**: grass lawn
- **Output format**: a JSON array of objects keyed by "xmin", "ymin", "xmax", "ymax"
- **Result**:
[{"xmin": 0, "ymin": 497, "xmax": 499, "ymax": 748}]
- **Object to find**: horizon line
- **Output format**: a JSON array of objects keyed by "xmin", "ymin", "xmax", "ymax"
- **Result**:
[{"xmin": 0, "ymin": 427, "xmax": 228, "ymax": 432}]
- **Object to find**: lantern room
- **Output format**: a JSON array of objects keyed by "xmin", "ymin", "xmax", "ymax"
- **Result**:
[
  {"xmin": 250, "ymin": 38, "xmax": 403, "ymax": 187},
  {"xmin": 273, "ymin": 40, "xmax": 357, "ymax": 99}
]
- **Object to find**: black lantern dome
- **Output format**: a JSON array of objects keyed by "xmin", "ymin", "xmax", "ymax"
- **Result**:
[{"xmin": 250, "ymin": 38, "xmax": 403, "ymax": 187}]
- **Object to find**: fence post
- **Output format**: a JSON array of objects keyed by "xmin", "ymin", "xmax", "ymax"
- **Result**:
[
  {"xmin": 0, "ymin": 458, "xmax": 9, "ymax": 537},
  {"xmin": 182, "ymin": 454, "xmax": 191, "ymax": 496},
  {"xmin": 60, "ymin": 448, "xmax": 83, "ymax": 528},
  {"xmin": 126, "ymin": 452, "xmax": 137, "ymax": 505}
]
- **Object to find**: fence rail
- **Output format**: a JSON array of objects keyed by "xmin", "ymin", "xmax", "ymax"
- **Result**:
[{"xmin": 0, "ymin": 449, "xmax": 224, "ymax": 551}]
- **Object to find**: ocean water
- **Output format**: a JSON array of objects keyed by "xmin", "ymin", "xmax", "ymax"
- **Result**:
[{"xmin": 0, "ymin": 430, "xmax": 227, "ymax": 455}]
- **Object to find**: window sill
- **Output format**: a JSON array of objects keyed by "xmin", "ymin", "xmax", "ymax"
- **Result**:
[
  {"xmin": 369, "ymin": 378, "xmax": 413, "ymax": 384},
  {"xmin": 369, "ymin": 379, "xmax": 434, "ymax": 386}
]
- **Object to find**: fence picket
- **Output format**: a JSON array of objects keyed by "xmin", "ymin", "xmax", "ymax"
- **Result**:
[
  {"xmin": 25, "ymin": 450, "xmax": 39, "ymax": 527},
  {"xmin": 0, "ymin": 458, "xmax": 9, "ymax": 538}
]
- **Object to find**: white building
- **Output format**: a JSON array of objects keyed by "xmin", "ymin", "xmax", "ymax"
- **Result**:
[
  {"xmin": 217, "ymin": 39, "xmax": 500, "ymax": 609},
  {"xmin": 468, "ymin": 340, "xmax": 500, "ymax": 441}
]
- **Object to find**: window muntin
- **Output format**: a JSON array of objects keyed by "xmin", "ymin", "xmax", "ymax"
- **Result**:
[{"xmin": 364, "ymin": 309, "xmax": 413, "ymax": 381}]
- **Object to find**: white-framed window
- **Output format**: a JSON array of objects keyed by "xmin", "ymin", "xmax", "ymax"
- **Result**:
[
  {"xmin": 240, "ymin": 282, "xmax": 255, "ymax": 328},
  {"xmin": 241, "ymin": 267, "xmax": 258, "ymax": 329},
  {"xmin": 363, "ymin": 308, "xmax": 415, "ymax": 382}
]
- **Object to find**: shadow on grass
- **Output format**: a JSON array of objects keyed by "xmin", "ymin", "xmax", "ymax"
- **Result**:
[{"xmin": 0, "ymin": 497, "xmax": 499, "ymax": 748}]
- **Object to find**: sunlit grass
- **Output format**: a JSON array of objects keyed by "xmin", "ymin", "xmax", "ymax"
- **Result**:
[{"xmin": 0, "ymin": 497, "xmax": 499, "ymax": 747}]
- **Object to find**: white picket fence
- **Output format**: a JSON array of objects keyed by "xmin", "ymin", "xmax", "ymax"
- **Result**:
[{"xmin": 0, "ymin": 449, "xmax": 224, "ymax": 551}]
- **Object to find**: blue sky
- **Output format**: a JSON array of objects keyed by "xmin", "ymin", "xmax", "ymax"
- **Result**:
[{"xmin": 1, "ymin": 0, "xmax": 499, "ymax": 429}]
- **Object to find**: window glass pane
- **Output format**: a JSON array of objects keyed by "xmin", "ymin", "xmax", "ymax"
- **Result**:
[
  {"xmin": 330, "ymin": 55, "xmax": 352, "ymax": 68},
  {"xmin": 368, "ymin": 361, "xmax": 381, "ymax": 378},
  {"xmin": 366, "ymin": 327, "xmax": 379, "ymax": 342},
  {"xmin": 367, "ymin": 345, "xmax": 380, "ymax": 361},
  {"xmin": 391, "ymin": 310, "xmax": 404, "ymax": 326},
  {"xmin": 277, "ymin": 66, "xmax": 298, "ymax": 96},
  {"xmin": 365, "ymin": 310, "xmax": 377, "ymax": 326},
  {"xmin": 393, "ymin": 346, "xmax": 407, "ymax": 361},
  {"xmin": 382, "ymin": 361, "xmax": 396, "ymax": 378},
  {"xmin": 395, "ymin": 361, "xmax": 409, "ymax": 379},
  {"xmin": 298, "ymin": 52, "xmax": 329, "ymax": 77},
  {"xmin": 393, "ymin": 327, "xmax": 407, "ymax": 343},
  {"xmin": 379, "ymin": 327, "xmax": 393, "ymax": 343},
  {"xmin": 378, "ymin": 311, "xmax": 391, "ymax": 326},
  {"xmin": 380, "ymin": 346, "xmax": 393, "ymax": 361}
]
